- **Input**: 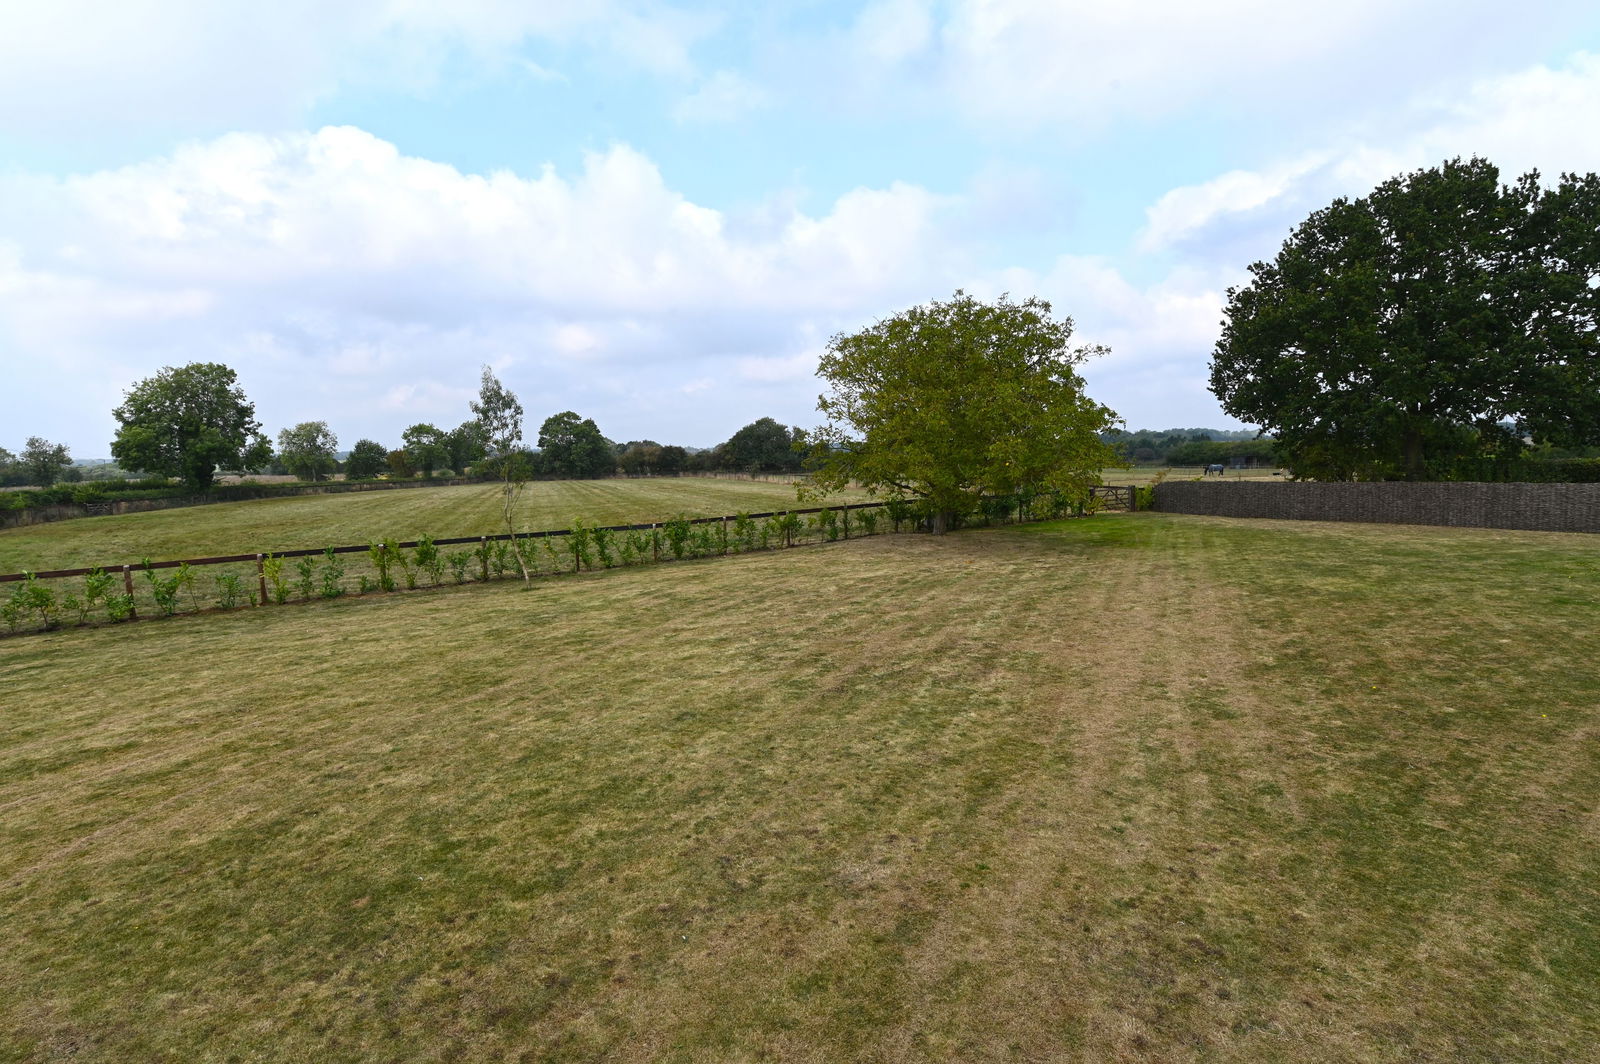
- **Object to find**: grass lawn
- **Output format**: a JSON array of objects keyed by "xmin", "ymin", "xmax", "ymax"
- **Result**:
[
  {"xmin": 0, "ymin": 477, "xmax": 859, "ymax": 574},
  {"xmin": 2, "ymin": 513, "xmax": 1597, "ymax": 1061}
]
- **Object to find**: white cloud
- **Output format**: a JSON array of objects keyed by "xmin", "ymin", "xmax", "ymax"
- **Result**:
[
  {"xmin": 1138, "ymin": 51, "xmax": 1600, "ymax": 262},
  {"xmin": 902, "ymin": 0, "xmax": 1595, "ymax": 130},
  {"xmin": 672, "ymin": 70, "xmax": 770, "ymax": 123},
  {"xmin": 851, "ymin": 0, "xmax": 936, "ymax": 65},
  {"xmin": 0, "ymin": 127, "xmax": 967, "ymax": 451},
  {"xmin": 0, "ymin": 1, "xmax": 709, "ymax": 136}
]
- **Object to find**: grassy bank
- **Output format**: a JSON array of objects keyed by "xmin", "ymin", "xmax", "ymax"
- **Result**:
[{"xmin": 2, "ymin": 513, "xmax": 1597, "ymax": 1061}]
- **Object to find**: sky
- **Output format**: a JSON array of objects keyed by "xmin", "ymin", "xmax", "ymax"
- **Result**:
[{"xmin": 3, "ymin": 1, "xmax": 1600, "ymax": 457}]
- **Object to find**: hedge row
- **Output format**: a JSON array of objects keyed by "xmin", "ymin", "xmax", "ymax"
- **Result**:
[{"xmin": 0, "ymin": 490, "xmax": 1115, "ymax": 637}]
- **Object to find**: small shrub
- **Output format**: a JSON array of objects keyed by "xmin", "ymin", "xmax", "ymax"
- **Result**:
[
  {"xmin": 618, "ymin": 534, "xmax": 639, "ymax": 567},
  {"xmin": 294, "ymin": 555, "xmax": 318, "ymax": 599},
  {"xmin": 664, "ymin": 515, "xmax": 691, "ymax": 560},
  {"xmin": 319, "ymin": 548, "xmax": 346, "ymax": 598},
  {"xmin": 143, "ymin": 561, "xmax": 195, "ymax": 617},
  {"xmin": 858, "ymin": 507, "xmax": 879, "ymax": 536},
  {"xmin": 541, "ymin": 536, "xmax": 562, "ymax": 574},
  {"xmin": 733, "ymin": 512, "xmax": 757, "ymax": 552},
  {"xmin": 9, "ymin": 574, "xmax": 59, "ymax": 630},
  {"xmin": 262, "ymin": 553, "xmax": 290, "ymax": 604},
  {"xmin": 414, "ymin": 535, "xmax": 444, "ymax": 586},
  {"xmin": 368, "ymin": 540, "xmax": 402, "ymax": 592},
  {"xmin": 104, "ymin": 592, "xmax": 135, "ymax": 623},
  {"xmin": 591, "ymin": 524, "xmax": 615, "ymax": 569},
  {"xmin": 566, "ymin": 521, "xmax": 595, "ymax": 572},
  {"xmin": 885, "ymin": 498, "xmax": 914, "ymax": 533},
  {"xmin": 79, "ymin": 568, "xmax": 116, "ymax": 622},
  {"xmin": 214, "ymin": 570, "xmax": 245, "ymax": 609},
  {"xmin": 980, "ymin": 495, "xmax": 1014, "ymax": 525},
  {"xmin": 491, "ymin": 541, "xmax": 512, "ymax": 579},
  {"xmin": 396, "ymin": 548, "xmax": 417, "ymax": 590},
  {"xmin": 447, "ymin": 551, "xmax": 472, "ymax": 584},
  {"xmin": 474, "ymin": 539, "xmax": 492, "ymax": 582},
  {"xmin": 815, "ymin": 508, "xmax": 841, "ymax": 542},
  {"xmin": 688, "ymin": 523, "xmax": 716, "ymax": 558},
  {"xmin": 772, "ymin": 511, "xmax": 801, "ymax": 548}
]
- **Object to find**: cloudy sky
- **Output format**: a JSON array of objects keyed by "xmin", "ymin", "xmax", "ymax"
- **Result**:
[{"xmin": 4, "ymin": 1, "xmax": 1600, "ymax": 456}]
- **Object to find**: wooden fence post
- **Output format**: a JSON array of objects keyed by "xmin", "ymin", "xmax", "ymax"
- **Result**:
[
  {"xmin": 256, "ymin": 554, "xmax": 267, "ymax": 605},
  {"xmin": 122, "ymin": 564, "xmax": 138, "ymax": 621}
]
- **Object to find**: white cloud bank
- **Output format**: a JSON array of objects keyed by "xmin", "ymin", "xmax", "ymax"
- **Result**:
[
  {"xmin": 0, "ymin": 0, "xmax": 710, "ymax": 137},
  {"xmin": 0, "ymin": 127, "xmax": 965, "ymax": 451},
  {"xmin": 1141, "ymin": 52, "xmax": 1600, "ymax": 255}
]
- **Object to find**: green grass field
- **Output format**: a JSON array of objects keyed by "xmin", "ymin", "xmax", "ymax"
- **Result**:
[
  {"xmin": 0, "ymin": 477, "xmax": 859, "ymax": 574},
  {"xmin": 3, "ymin": 513, "xmax": 1598, "ymax": 1062}
]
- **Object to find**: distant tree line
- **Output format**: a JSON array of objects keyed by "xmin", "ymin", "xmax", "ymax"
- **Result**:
[
  {"xmin": 1102, "ymin": 427, "xmax": 1271, "ymax": 465},
  {"xmin": 8, "ymin": 361, "xmax": 822, "ymax": 495}
]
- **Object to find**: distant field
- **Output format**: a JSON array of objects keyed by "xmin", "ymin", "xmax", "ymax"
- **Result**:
[
  {"xmin": 0, "ymin": 477, "xmax": 861, "ymax": 573},
  {"xmin": 1106, "ymin": 465, "xmax": 1286, "ymax": 486},
  {"xmin": 3, "ymin": 513, "xmax": 1597, "ymax": 1062}
]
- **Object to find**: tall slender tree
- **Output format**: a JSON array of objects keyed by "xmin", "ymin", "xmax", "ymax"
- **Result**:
[{"xmin": 471, "ymin": 367, "xmax": 532, "ymax": 580}]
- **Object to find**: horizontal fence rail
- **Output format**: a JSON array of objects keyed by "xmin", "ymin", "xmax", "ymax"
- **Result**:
[
  {"xmin": 0, "ymin": 490, "xmax": 1135, "ymax": 636},
  {"xmin": 0, "ymin": 502, "xmax": 901, "ymax": 584}
]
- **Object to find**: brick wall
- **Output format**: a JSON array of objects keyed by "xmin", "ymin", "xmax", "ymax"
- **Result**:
[{"xmin": 1152, "ymin": 481, "xmax": 1600, "ymax": 533}]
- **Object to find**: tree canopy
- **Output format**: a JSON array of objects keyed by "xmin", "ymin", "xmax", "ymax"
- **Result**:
[
  {"xmin": 401, "ymin": 423, "xmax": 448, "ymax": 479},
  {"xmin": 537, "ymin": 411, "xmax": 614, "ymax": 478},
  {"xmin": 344, "ymin": 439, "xmax": 388, "ymax": 481},
  {"xmin": 110, "ymin": 362, "xmax": 271, "ymax": 491},
  {"xmin": 719, "ymin": 417, "xmax": 806, "ymax": 473},
  {"xmin": 808, "ymin": 291, "xmax": 1120, "ymax": 532},
  {"xmin": 276, "ymin": 421, "xmax": 338, "ymax": 482},
  {"xmin": 1210, "ymin": 157, "xmax": 1600, "ymax": 480},
  {"xmin": 21, "ymin": 437, "xmax": 72, "ymax": 487}
]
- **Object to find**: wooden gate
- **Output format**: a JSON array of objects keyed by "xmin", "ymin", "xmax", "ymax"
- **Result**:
[{"xmin": 1090, "ymin": 485, "xmax": 1135, "ymax": 511}]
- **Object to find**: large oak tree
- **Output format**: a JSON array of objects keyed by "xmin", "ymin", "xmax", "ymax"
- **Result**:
[
  {"xmin": 1211, "ymin": 157, "xmax": 1600, "ymax": 480},
  {"xmin": 110, "ymin": 363, "xmax": 271, "ymax": 491}
]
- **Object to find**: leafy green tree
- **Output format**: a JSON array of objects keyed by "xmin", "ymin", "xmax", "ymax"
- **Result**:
[
  {"xmin": 618, "ymin": 441, "xmax": 662, "ymax": 476},
  {"xmin": 275, "ymin": 421, "xmax": 338, "ymax": 482},
  {"xmin": 386, "ymin": 449, "xmax": 412, "ymax": 477},
  {"xmin": 445, "ymin": 420, "xmax": 488, "ymax": 475},
  {"xmin": 471, "ymin": 367, "xmax": 533, "ymax": 580},
  {"xmin": 21, "ymin": 437, "xmax": 72, "ymax": 487},
  {"xmin": 401, "ymin": 423, "xmax": 448, "ymax": 479},
  {"xmin": 110, "ymin": 362, "xmax": 271, "ymax": 490},
  {"xmin": 344, "ymin": 438, "xmax": 389, "ymax": 480},
  {"xmin": 657, "ymin": 444, "xmax": 688, "ymax": 475},
  {"xmin": 1211, "ymin": 157, "xmax": 1600, "ymax": 480},
  {"xmin": 720, "ymin": 417, "xmax": 805, "ymax": 473},
  {"xmin": 537, "ymin": 411, "xmax": 615, "ymax": 478},
  {"xmin": 0, "ymin": 446, "xmax": 20, "ymax": 486},
  {"xmin": 808, "ymin": 291, "xmax": 1120, "ymax": 533}
]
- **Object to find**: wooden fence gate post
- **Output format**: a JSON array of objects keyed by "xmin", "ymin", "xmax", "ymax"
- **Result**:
[{"xmin": 122, "ymin": 565, "xmax": 138, "ymax": 621}]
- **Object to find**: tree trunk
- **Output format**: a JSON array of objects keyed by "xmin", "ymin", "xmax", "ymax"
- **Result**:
[
  {"xmin": 930, "ymin": 509, "xmax": 954, "ymax": 535},
  {"xmin": 1404, "ymin": 428, "xmax": 1425, "ymax": 481}
]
